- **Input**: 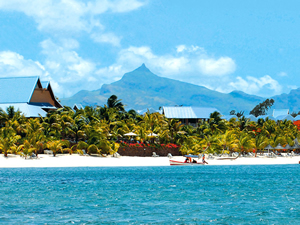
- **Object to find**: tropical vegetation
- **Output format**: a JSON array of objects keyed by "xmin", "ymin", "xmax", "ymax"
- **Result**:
[{"xmin": 0, "ymin": 95, "xmax": 299, "ymax": 158}]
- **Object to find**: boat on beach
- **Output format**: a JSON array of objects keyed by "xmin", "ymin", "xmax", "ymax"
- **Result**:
[{"xmin": 169, "ymin": 155, "xmax": 207, "ymax": 166}]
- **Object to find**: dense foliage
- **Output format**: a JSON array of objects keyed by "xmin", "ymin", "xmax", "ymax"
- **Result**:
[{"xmin": 0, "ymin": 96, "xmax": 299, "ymax": 158}]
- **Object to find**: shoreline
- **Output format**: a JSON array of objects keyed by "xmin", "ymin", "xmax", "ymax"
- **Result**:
[{"xmin": 0, "ymin": 154, "xmax": 299, "ymax": 168}]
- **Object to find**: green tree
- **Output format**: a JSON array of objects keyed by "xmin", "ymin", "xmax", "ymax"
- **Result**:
[{"xmin": 250, "ymin": 99, "xmax": 274, "ymax": 117}]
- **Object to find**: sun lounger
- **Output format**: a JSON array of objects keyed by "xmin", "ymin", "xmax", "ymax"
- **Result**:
[
  {"xmin": 152, "ymin": 152, "xmax": 159, "ymax": 157},
  {"xmin": 44, "ymin": 150, "xmax": 53, "ymax": 155},
  {"xmin": 113, "ymin": 152, "xmax": 121, "ymax": 158},
  {"xmin": 30, "ymin": 153, "xmax": 37, "ymax": 159},
  {"xmin": 269, "ymin": 152, "xmax": 277, "ymax": 158},
  {"xmin": 232, "ymin": 152, "xmax": 239, "ymax": 157},
  {"xmin": 281, "ymin": 153, "xmax": 287, "ymax": 157},
  {"xmin": 78, "ymin": 149, "xmax": 89, "ymax": 156},
  {"xmin": 248, "ymin": 152, "xmax": 255, "ymax": 157},
  {"xmin": 208, "ymin": 153, "xmax": 214, "ymax": 159}
]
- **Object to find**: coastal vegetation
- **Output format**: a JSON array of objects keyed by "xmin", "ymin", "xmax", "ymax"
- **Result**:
[{"xmin": 0, "ymin": 95, "xmax": 299, "ymax": 158}]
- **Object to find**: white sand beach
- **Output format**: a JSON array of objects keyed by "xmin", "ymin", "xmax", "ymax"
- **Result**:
[{"xmin": 0, "ymin": 154, "xmax": 300, "ymax": 168}]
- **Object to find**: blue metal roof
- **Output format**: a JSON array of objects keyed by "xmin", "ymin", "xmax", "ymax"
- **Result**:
[
  {"xmin": 275, "ymin": 114, "xmax": 294, "ymax": 121},
  {"xmin": 245, "ymin": 115, "xmax": 258, "ymax": 122},
  {"xmin": 0, "ymin": 76, "xmax": 39, "ymax": 103},
  {"xmin": 0, "ymin": 103, "xmax": 47, "ymax": 117},
  {"xmin": 163, "ymin": 106, "xmax": 219, "ymax": 119},
  {"xmin": 294, "ymin": 115, "xmax": 300, "ymax": 121},
  {"xmin": 257, "ymin": 115, "xmax": 276, "ymax": 120},
  {"xmin": 273, "ymin": 109, "xmax": 289, "ymax": 117}
]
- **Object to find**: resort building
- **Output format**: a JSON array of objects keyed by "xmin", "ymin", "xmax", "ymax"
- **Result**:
[
  {"xmin": 0, "ymin": 76, "xmax": 62, "ymax": 117},
  {"xmin": 224, "ymin": 108, "xmax": 296, "ymax": 122},
  {"xmin": 162, "ymin": 106, "xmax": 219, "ymax": 126}
]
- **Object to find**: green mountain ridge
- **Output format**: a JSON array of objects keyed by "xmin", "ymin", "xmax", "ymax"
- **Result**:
[{"xmin": 61, "ymin": 64, "xmax": 300, "ymax": 114}]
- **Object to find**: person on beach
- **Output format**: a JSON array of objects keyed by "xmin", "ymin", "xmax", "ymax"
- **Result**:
[{"xmin": 202, "ymin": 154, "xmax": 208, "ymax": 164}]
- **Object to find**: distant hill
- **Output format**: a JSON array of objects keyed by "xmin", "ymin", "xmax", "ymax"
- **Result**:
[{"xmin": 61, "ymin": 64, "xmax": 300, "ymax": 114}]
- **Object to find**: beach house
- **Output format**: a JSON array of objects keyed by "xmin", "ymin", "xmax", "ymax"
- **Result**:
[
  {"xmin": 0, "ymin": 76, "xmax": 62, "ymax": 117},
  {"xmin": 162, "ymin": 106, "xmax": 219, "ymax": 126}
]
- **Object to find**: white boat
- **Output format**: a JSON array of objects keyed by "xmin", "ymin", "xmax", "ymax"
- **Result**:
[
  {"xmin": 169, "ymin": 159, "xmax": 206, "ymax": 166},
  {"xmin": 169, "ymin": 155, "xmax": 207, "ymax": 166}
]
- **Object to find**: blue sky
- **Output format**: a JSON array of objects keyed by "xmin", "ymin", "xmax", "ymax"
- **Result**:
[{"xmin": 0, "ymin": 0, "xmax": 299, "ymax": 98}]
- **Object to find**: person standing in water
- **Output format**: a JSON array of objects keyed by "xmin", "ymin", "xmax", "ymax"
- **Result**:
[{"xmin": 202, "ymin": 154, "xmax": 208, "ymax": 164}]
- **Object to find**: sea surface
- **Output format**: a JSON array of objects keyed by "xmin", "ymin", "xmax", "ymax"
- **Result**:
[{"xmin": 0, "ymin": 165, "xmax": 300, "ymax": 224}]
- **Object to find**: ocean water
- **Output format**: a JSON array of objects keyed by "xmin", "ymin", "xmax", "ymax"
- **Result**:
[{"xmin": 0, "ymin": 165, "xmax": 300, "ymax": 224}]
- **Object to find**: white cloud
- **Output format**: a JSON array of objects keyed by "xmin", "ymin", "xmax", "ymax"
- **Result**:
[
  {"xmin": 278, "ymin": 71, "xmax": 287, "ymax": 77},
  {"xmin": 40, "ymin": 39, "xmax": 96, "ymax": 95},
  {"xmin": 176, "ymin": 45, "xmax": 186, "ymax": 53},
  {"xmin": 228, "ymin": 75, "xmax": 282, "ymax": 96},
  {"xmin": 0, "ymin": 0, "xmax": 146, "ymax": 46},
  {"xmin": 0, "ymin": 51, "xmax": 46, "ymax": 77},
  {"xmin": 91, "ymin": 32, "xmax": 122, "ymax": 46},
  {"xmin": 198, "ymin": 57, "xmax": 236, "ymax": 76}
]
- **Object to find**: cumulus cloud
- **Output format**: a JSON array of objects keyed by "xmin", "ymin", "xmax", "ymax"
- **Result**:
[
  {"xmin": 228, "ymin": 75, "xmax": 282, "ymax": 96},
  {"xmin": 198, "ymin": 57, "xmax": 236, "ymax": 76},
  {"xmin": 40, "ymin": 39, "xmax": 97, "ymax": 96},
  {"xmin": 91, "ymin": 32, "xmax": 122, "ymax": 46},
  {"xmin": 0, "ymin": 0, "xmax": 145, "ymax": 45},
  {"xmin": 0, "ymin": 51, "xmax": 46, "ymax": 77}
]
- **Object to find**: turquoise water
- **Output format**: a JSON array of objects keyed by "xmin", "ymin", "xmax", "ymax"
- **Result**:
[{"xmin": 0, "ymin": 165, "xmax": 300, "ymax": 224}]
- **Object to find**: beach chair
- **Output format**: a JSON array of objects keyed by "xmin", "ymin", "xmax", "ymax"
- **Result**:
[
  {"xmin": 270, "ymin": 152, "xmax": 277, "ymax": 158},
  {"xmin": 44, "ymin": 150, "xmax": 53, "ymax": 155},
  {"xmin": 30, "ymin": 153, "xmax": 37, "ymax": 159},
  {"xmin": 280, "ymin": 153, "xmax": 287, "ymax": 157},
  {"xmin": 152, "ymin": 152, "xmax": 159, "ymax": 157},
  {"xmin": 248, "ymin": 152, "xmax": 255, "ymax": 157},
  {"xmin": 167, "ymin": 153, "xmax": 172, "ymax": 159},
  {"xmin": 232, "ymin": 152, "xmax": 239, "ymax": 157},
  {"xmin": 208, "ymin": 153, "xmax": 214, "ymax": 159},
  {"xmin": 113, "ymin": 152, "xmax": 121, "ymax": 158},
  {"xmin": 78, "ymin": 149, "xmax": 88, "ymax": 156}
]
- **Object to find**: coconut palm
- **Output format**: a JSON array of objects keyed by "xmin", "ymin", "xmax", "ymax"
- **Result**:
[
  {"xmin": 0, "ymin": 123, "xmax": 21, "ymax": 157},
  {"xmin": 46, "ymin": 140, "xmax": 67, "ymax": 156},
  {"xmin": 235, "ymin": 131, "xmax": 255, "ymax": 155}
]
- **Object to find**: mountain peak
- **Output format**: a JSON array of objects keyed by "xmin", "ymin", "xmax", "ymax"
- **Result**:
[
  {"xmin": 134, "ymin": 63, "xmax": 150, "ymax": 72},
  {"xmin": 121, "ymin": 64, "xmax": 157, "ymax": 81}
]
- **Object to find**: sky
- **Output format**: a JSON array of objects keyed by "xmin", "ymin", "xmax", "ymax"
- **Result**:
[{"xmin": 0, "ymin": 0, "xmax": 299, "ymax": 98}]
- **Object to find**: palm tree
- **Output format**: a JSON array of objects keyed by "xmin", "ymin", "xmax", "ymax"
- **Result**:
[
  {"xmin": 254, "ymin": 133, "xmax": 269, "ymax": 156},
  {"xmin": 46, "ymin": 140, "xmax": 68, "ymax": 156},
  {"xmin": 0, "ymin": 123, "xmax": 21, "ymax": 157},
  {"xmin": 107, "ymin": 95, "xmax": 125, "ymax": 112},
  {"xmin": 235, "ymin": 131, "xmax": 255, "ymax": 155}
]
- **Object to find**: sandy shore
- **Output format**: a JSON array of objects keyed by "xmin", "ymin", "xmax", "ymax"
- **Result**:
[{"xmin": 0, "ymin": 154, "xmax": 300, "ymax": 168}]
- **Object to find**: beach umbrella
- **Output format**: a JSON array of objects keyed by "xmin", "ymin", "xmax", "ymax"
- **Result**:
[
  {"xmin": 292, "ymin": 141, "xmax": 300, "ymax": 149},
  {"xmin": 147, "ymin": 132, "xmax": 158, "ymax": 137},
  {"xmin": 264, "ymin": 144, "xmax": 273, "ymax": 153},
  {"xmin": 264, "ymin": 144, "xmax": 274, "ymax": 150},
  {"xmin": 284, "ymin": 144, "xmax": 292, "ymax": 150},
  {"xmin": 274, "ymin": 144, "xmax": 284, "ymax": 150},
  {"xmin": 124, "ymin": 132, "xmax": 137, "ymax": 136}
]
